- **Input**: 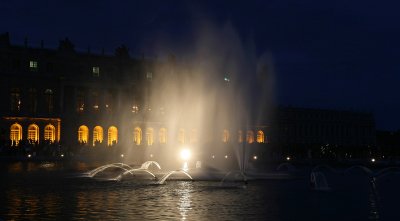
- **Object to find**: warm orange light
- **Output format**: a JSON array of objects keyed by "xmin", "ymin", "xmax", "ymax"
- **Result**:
[
  {"xmin": 146, "ymin": 128, "xmax": 154, "ymax": 146},
  {"xmin": 78, "ymin": 125, "xmax": 89, "ymax": 144},
  {"xmin": 93, "ymin": 126, "xmax": 103, "ymax": 146},
  {"xmin": 134, "ymin": 127, "xmax": 142, "ymax": 145},
  {"xmin": 256, "ymin": 130, "xmax": 264, "ymax": 143},
  {"xmin": 108, "ymin": 126, "xmax": 118, "ymax": 146},
  {"xmin": 44, "ymin": 124, "xmax": 55, "ymax": 143}
]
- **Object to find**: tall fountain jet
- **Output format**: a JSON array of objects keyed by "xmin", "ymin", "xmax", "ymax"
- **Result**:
[{"xmin": 120, "ymin": 21, "xmax": 275, "ymax": 174}]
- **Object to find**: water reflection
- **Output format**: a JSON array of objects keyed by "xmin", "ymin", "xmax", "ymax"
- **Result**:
[
  {"xmin": 8, "ymin": 162, "xmax": 23, "ymax": 173},
  {"xmin": 1, "ymin": 163, "xmax": 399, "ymax": 220},
  {"xmin": 177, "ymin": 182, "xmax": 192, "ymax": 220},
  {"xmin": 5, "ymin": 189, "xmax": 63, "ymax": 219}
]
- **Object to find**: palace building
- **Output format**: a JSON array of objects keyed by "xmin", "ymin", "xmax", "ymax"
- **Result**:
[
  {"xmin": 0, "ymin": 32, "xmax": 269, "ymax": 153},
  {"xmin": 0, "ymin": 32, "xmax": 376, "ymax": 160}
]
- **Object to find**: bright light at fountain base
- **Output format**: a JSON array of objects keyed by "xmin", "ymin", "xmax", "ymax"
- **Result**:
[
  {"xmin": 182, "ymin": 162, "xmax": 189, "ymax": 172},
  {"xmin": 180, "ymin": 149, "xmax": 191, "ymax": 161}
]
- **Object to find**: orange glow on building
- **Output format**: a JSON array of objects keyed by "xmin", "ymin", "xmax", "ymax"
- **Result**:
[
  {"xmin": 107, "ymin": 126, "xmax": 118, "ymax": 146},
  {"xmin": 222, "ymin": 129, "xmax": 229, "ymax": 143},
  {"xmin": 159, "ymin": 128, "xmax": 167, "ymax": 144},
  {"xmin": 238, "ymin": 130, "xmax": 243, "ymax": 143},
  {"xmin": 93, "ymin": 126, "xmax": 103, "ymax": 146},
  {"xmin": 134, "ymin": 127, "xmax": 142, "ymax": 145},
  {"xmin": 44, "ymin": 124, "xmax": 56, "ymax": 143},
  {"xmin": 78, "ymin": 125, "xmax": 89, "ymax": 144},
  {"xmin": 10, "ymin": 123, "xmax": 22, "ymax": 146},
  {"xmin": 256, "ymin": 130, "xmax": 265, "ymax": 143},
  {"xmin": 247, "ymin": 130, "xmax": 254, "ymax": 144},
  {"xmin": 146, "ymin": 128, "xmax": 154, "ymax": 146},
  {"xmin": 27, "ymin": 124, "xmax": 39, "ymax": 143}
]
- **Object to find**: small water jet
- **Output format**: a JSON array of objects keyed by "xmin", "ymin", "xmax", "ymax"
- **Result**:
[
  {"xmin": 219, "ymin": 170, "xmax": 247, "ymax": 187},
  {"xmin": 85, "ymin": 163, "xmax": 135, "ymax": 178},
  {"xmin": 310, "ymin": 171, "xmax": 331, "ymax": 191},
  {"xmin": 276, "ymin": 162, "xmax": 296, "ymax": 172},
  {"xmin": 157, "ymin": 170, "xmax": 193, "ymax": 184},
  {"xmin": 113, "ymin": 161, "xmax": 162, "ymax": 181}
]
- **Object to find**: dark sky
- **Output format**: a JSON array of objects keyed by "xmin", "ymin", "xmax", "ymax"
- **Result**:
[{"xmin": 1, "ymin": 0, "xmax": 400, "ymax": 130}]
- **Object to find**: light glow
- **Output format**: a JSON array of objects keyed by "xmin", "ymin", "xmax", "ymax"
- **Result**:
[{"xmin": 180, "ymin": 149, "xmax": 191, "ymax": 161}]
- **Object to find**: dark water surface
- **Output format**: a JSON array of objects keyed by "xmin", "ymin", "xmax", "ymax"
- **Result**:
[{"xmin": 0, "ymin": 162, "xmax": 399, "ymax": 220}]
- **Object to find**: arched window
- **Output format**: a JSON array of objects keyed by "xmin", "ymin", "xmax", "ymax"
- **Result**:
[
  {"xmin": 44, "ymin": 124, "xmax": 55, "ymax": 143},
  {"xmin": 190, "ymin": 129, "xmax": 197, "ymax": 144},
  {"xmin": 238, "ymin": 130, "xmax": 243, "ymax": 143},
  {"xmin": 159, "ymin": 128, "xmax": 167, "ymax": 144},
  {"xmin": 93, "ymin": 126, "xmax": 103, "ymax": 146},
  {"xmin": 134, "ymin": 127, "xmax": 142, "ymax": 145},
  {"xmin": 10, "ymin": 123, "xmax": 22, "ymax": 146},
  {"xmin": 78, "ymin": 125, "xmax": 89, "ymax": 144},
  {"xmin": 247, "ymin": 130, "xmax": 254, "ymax": 144},
  {"xmin": 257, "ymin": 130, "xmax": 265, "ymax": 143},
  {"xmin": 108, "ymin": 126, "xmax": 118, "ymax": 146},
  {"xmin": 146, "ymin": 128, "xmax": 154, "ymax": 146},
  {"xmin": 222, "ymin": 129, "xmax": 229, "ymax": 143},
  {"xmin": 28, "ymin": 124, "xmax": 39, "ymax": 143},
  {"xmin": 178, "ymin": 129, "xmax": 185, "ymax": 144}
]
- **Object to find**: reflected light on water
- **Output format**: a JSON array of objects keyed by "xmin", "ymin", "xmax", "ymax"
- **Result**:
[{"xmin": 178, "ymin": 182, "xmax": 192, "ymax": 220}]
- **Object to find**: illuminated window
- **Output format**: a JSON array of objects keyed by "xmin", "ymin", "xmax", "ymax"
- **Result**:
[
  {"xmin": 10, "ymin": 88, "xmax": 21, "ymax": 112},
  {"xmin": 10, "ymin": 123, "xmax": 22, "ymax": 146},
  {"xmin": 44, "ymin": 89, "xmax": 54, "ymax": 113},
  {"xmin": 108, "ymin": 126, "xmax": 118, "ymax": 146},
  {"xmin": 146, "ymin": 128, "xmax": 154, "ymax": 146},
  {"xmin": 29, "ymin": 60, "xmax": 38, "ymax": 71},
  {"xmin": 178, "ymin": 129, "xmax": 185, "ymax": 144},
  {"xmin": 132, "ymin": 105, "xmax": 139, "ymax": 113},
  {"xmin": 247, "ymin": 130, "xmax": 254, "ymax": 144},
  {"xmin": 76, "ymin": 90, "xmax": 85, "ymax": 113},
  {"xmin": 222, "ymin": 129, "xmax": 230, "ymax": 143},
  {"xmin": 146, "ymin": 72, "xmax": 152, "ymax": 80},
  {"xmin": 105, "ymin": 91, "xmax": 113, "ymax": 112},
  {"xmin": 78, "ymin": 125, "xmax": 89, "ymax": 144},
  {"xmin": 92, "ymin": 66, "xmax": 100, "ymax": 77},
  {"xmin": 257, "ymin": 130, "xmax": 265, "ymax": 143},
  {"xmin": 190, "ymin": 129, "xmax": 197, "ymax": 144},
  {"xmin": 238, "ymin": 130, "xmax": 243, "ymax": 143},
  {"xmin": 92, "ymin": 91, "xmax": 99, "ymax": 111},
  {"xmin": 27, "ymin": 124, "xmax": 39, "ymax": 143},
  {"xmin": 159, "ymin": 128, "xmax": 167, "ymax": 144},
  {"xmin": 133, "ymin": 127, "xmax": 142, "ymax": 145},
  {"xmin": 93, "ymin": 126, "xmax": 103, "ymax": 146},
  {"xmin": 44, "ymin": 124, "xmax": 55, "ymax": 143},
  {"xmin": 224, "ymin": 74, "xmax": 230, "ymax": 83}
]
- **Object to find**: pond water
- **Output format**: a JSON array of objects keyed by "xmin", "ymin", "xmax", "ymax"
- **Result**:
[{"xmin": 0, "ymin": 162, "xmax": 399, "ymax": 220}]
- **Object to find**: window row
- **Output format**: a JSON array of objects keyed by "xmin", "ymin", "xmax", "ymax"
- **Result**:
[
  {"xmin": 78, "ymin": 125, "xmax": 118, "ymax": 146},
  {"xmin": 28, "ymin": 60, "xmax": 100, "ymax": 77},
  {"xmin": 77, "ymin": 125, "xmax": 267, "ymax": 146},
  {"xmin": 10, "ymin": 123, "xmax": 56, "ymax": 146},
  {"xmin": 10, "ymin": 88, "xmax": 54, "ymax": 113}
]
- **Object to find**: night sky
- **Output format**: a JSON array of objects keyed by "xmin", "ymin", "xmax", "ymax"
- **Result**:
[{"xmin": 1, "ymin": 0, "xmax": 399, "ymax": 130}]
